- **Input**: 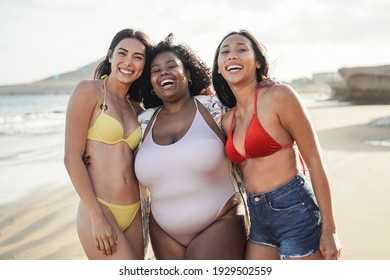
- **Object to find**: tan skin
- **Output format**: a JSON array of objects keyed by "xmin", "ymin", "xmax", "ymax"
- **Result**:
[
  {"xmin": 64, "ymin": 38, "xmax": 145, "ymax": 259},
  {"xmin": 144, "ymin": 51, "xmax": 247, "ymax": 259},
  {"xmin": 217, "ymin": 34, "xmax": 342, "ymax": 260}
]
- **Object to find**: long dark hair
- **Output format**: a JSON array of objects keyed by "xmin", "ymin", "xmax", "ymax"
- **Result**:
[
  {"xmin": 142, "ymin": 33, "xmax": 211, "ymax": 108},
  {"xmin": 211, "ymin": 29, "xmax": 269, "ymax": 108},
  {"xmin": 94, "ymin": 28, "xmax": 153, "ymax": 102}
]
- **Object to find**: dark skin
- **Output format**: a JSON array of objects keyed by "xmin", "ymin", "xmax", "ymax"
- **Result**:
[
  {"xmin": 143, "ymin": 96, "xmax": 246, "ymax": 259},
  {"xmin": 144, "ymin": 51, "xmax": 247, "ymax": 259}
]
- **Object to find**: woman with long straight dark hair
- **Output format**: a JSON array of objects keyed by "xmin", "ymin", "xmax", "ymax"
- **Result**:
[
  {"xmin": 64, "ymin": 29, "xmax": 152, "ymax": 259},
  {"xmin": 212, "ymin": 29, "xmax": 342, "ymax": 260}
]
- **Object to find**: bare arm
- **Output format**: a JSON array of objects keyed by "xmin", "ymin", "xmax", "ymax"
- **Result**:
[
  {"xmin": 274, "ymin": 84, "xmax": 342, "ymax": 259},
  {"xmin": 64, "ymin": 80, "xmax": 117, "ymax": 256}
]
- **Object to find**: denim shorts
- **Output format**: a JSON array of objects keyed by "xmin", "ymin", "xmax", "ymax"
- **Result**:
[{"xmin": 247, "ymin": 174, "xmax": 322, "ymax": 259}]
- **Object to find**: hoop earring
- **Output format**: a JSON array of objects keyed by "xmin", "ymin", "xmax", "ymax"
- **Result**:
[
  {"xmin": 151, "ymin": 89, "xmax": 156, "ymax": 95},
  {"xmin": 188, "ymin": 79, "xmax": 192, "ymax": 86}
]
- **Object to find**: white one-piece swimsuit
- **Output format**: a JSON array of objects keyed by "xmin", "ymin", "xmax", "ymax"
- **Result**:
[{"xmin": 134, "ymin": 99, "xmax": 235, "ymax": 246}]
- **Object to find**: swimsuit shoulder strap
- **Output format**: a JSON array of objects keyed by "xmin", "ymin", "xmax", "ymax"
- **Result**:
[
  {"xmin": 101, "ymin": 77, "xmax": 108, "ymax": 111},
  {"xmin": 126, "ymin": 96, "xmax": 137, "ymax": 116},
  {"xmin": 193, "ymin": 97, "xmax": 199, "ymax": 110},
  {"xmin": 149, "ymin": 106, "xmax": 163, "ymax": 130},
  {"xmin": 142, "ymin": 106, "xmax": 162, "ymax": 141}
]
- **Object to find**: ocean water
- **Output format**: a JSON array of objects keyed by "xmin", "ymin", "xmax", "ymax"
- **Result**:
[
  {"xmin": 0, "ymin": 94, "xmax": 71, "ymax": 206},
  {"xmin": 0, "ymin": 93, "xmax": 351, "ymax": 206}
]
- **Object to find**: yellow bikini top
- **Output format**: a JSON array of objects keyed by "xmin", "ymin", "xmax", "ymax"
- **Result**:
[{"xmin": 87, "ymin": 78, "xmax": 141, "ymax": 150}]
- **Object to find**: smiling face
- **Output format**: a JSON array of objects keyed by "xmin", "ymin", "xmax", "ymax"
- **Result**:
[
  {"xmin": 109, "ymin": 38, "xmax": 146, "ymax": 84},
  {"xmin": 150, "ymin": 51, "xmax": 191, "ymax": 102},
  {"xmin": 217, "ymin": 34, "xmax": 260, "ymax": 86}
]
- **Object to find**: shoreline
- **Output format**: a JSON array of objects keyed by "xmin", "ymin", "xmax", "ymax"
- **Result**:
[{"xmin": 0, "ymin": 102, "xmax": 389, "ymax": 260}]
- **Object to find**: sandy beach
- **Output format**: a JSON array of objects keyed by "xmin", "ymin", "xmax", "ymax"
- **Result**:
[{"xmin": 0, "ymin": 100, "xmax": 389, "ymax": 260}]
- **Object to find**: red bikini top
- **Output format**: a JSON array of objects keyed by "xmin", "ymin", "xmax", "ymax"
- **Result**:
[{"xmin": 225, "ymin": 83, "xmax": 295, "ymax": 165}]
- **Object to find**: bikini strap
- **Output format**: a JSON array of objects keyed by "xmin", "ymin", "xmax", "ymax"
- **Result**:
[
  {"xmin": 101, "ymin": 76, "xmax": 108, "ymax": 111},
  {"xmin": 101, "ymin": 76, "xmax": 135, "ymax": 114},
  {"xmin": 254, "ymin": 80, "xmax": 272, "ymax": 114},
  {"xmin": 231, "ymin": 85, "xmax": 259, "ymax": 134},
  {"xmin": 126, "ymin": 96, "xmax": 137, "ymax": 116}
]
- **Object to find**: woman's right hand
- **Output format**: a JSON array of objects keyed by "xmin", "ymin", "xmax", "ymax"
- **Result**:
[
  {"xmin": 82, "ymin": 152, "xmax": 91, "ymax": 167},
  {"xmin": 90, "ymin": 215, "xmax": 118, "ymax": 256}
]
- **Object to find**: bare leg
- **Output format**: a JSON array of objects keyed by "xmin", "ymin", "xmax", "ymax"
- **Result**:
[
  {"xmin": 123, "ymin": 208, "xmax": 144, "ymax": 259},
  {"xmin": 149, "ymin": 212, "xmax": 185, "ymax": 260},
  {"xmin": 245, "ymin": 241, "xmax": 280, "ymax": 260},
  {"xmin": 185, "ymin": 203, "xmax": 247, "ymax": 260},
  {"xmin": 77, "ymin": 201, "xmax": 142, "ymax": 260}
]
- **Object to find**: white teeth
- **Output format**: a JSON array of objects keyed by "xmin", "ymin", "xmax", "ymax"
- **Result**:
[
  {"xmin": 227, "ymin": 65, "xmax": 242, "ymax": 71},
  {"xmin": 120, "ymin": 69, "xmax": 134, "ymax": 74},
  {"xmin": 160, "ymin": 79, "xmax": 174, "ymax": 87}
]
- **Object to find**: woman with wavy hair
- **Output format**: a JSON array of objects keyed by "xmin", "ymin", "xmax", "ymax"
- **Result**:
[{"xmin": 64, "ymin": 28, "xmax": 152, "ymax": 259}]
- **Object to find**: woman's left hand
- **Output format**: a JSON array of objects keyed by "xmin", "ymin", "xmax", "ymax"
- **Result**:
[{"xmin": 319, "ymin": 231, "xmax": 342, "ymax": 260}]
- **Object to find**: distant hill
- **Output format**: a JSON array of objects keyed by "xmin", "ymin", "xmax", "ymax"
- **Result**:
[{"xmin": 0, "ymin": 59, "xmax": 102, "ymax": 95}]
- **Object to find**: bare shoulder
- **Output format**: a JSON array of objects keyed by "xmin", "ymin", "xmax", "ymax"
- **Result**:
[
  {"xmin": 71, "ymin": 80, "xmax": 101, "ymax": 99},
  {"xmin": 266, "ymin": 83, "xmax": 311, "ymax": 128},
  {"xmin": 267, "ymin": 83, "xmax": 302, "ymax": 108},
  {"xmin": 68, "ymin": 80, "xmax": 101, "ymax": 110},
  {"xmin": 269, "ymin": 83, "xmax": 298, "ymax": 98}
]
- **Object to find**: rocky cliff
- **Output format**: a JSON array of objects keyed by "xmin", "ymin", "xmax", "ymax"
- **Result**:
[{"xmin": 329, "ymin": 65, "xmax": 390, "ymax": 101}]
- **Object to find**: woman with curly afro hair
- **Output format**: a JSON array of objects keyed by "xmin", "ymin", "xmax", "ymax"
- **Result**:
[{"xmin": 135, "ymin": 34, "xmax": 247, "ymax": 259}]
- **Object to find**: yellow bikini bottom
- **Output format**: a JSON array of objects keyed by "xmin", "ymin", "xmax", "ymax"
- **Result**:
[{"xmin": 96, "ymin": 197, "xmax": 140, "ymax": 231}]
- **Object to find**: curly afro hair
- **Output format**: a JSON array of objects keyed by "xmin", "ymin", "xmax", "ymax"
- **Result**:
[{"xmin": 142, "ymin": 33, "xmax": 211, "ymax": 108}]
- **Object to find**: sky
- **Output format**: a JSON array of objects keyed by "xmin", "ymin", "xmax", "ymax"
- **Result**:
[{"xmin": 0, "ymin": 0, "xmax": 389, "ymax": 86}]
